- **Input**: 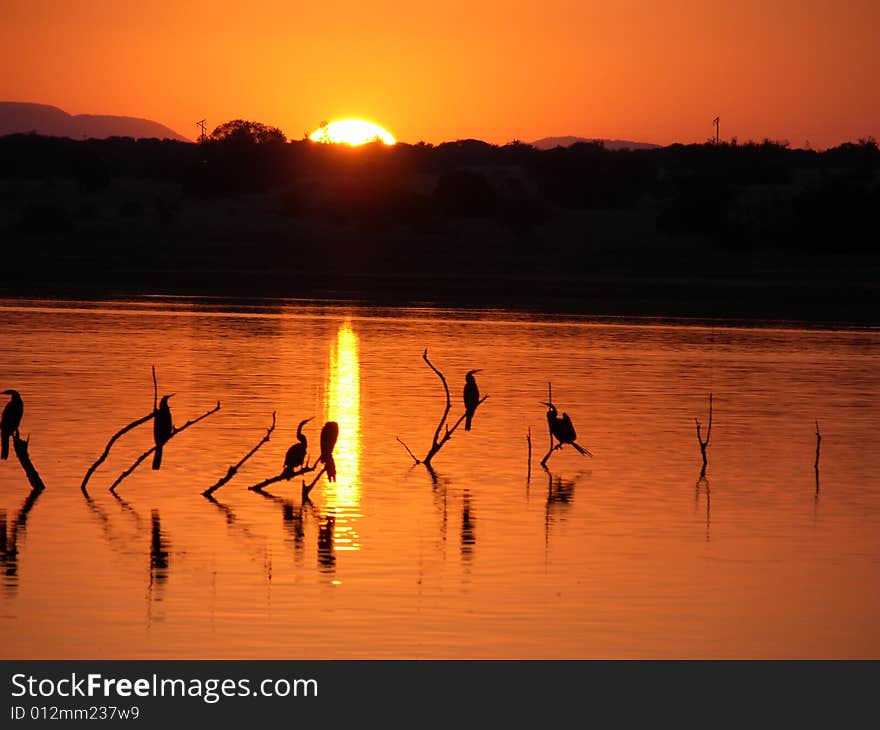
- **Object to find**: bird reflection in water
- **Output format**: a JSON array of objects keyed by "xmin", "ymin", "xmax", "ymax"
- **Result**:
[
  {"xmin": 317, "ymin": 513, "xmax": 336, "ymax": 573},
  {"xmin": 148, "ymin": 509, "xmax": 171, "ymax": 623},
  {"xmin": 0, "ymin": 488, "xmax": 43, "ymax": 595},
  {"xmin": 281, "ymin": 501, "xmax": 306, "ymax": 567},
  {"xmin": 252, "ymin": 488, "xmax": 336, "ymax": 574},
  {"xmin": 461, "ymin": 490, "xmax": 475, "ymax": 569},
  {"xmin": 544, "ymin": 470, "xmax": 577, "ymax": 550}
]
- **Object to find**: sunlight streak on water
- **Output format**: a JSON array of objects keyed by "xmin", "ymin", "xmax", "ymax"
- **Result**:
[{"xmin": 323, "ymin": 319, "xmax": 361, "ymax": 552}]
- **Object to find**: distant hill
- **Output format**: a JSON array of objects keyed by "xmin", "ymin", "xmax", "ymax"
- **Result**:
[
  {"xmin": 0, "ymin": 102, "xmax": 189, "ymax": 142},
  {"xmin": 531, "ymin": 135, "xmax": 660, "ymax": 151}
]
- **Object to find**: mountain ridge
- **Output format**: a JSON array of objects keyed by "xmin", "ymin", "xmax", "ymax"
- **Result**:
[
  {"xmin": 0, "ymin": 101, "xmax": 189, "ymax": 141},
  {"xmin": 530, "ymin": 135, "xmax": 660, "ymax": 150}
]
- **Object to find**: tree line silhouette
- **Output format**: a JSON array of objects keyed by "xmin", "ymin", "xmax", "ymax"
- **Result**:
[
  {"xmin": 1, "ymin": 126, "xmax": 877, "ymax": 319},
  {"xmin": 2, "ymin": 127, "xmax": 876, "ymax": 238}
]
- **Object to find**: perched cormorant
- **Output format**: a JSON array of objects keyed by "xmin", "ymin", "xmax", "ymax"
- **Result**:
[
  {"xmin": 152, "ymin": 394, "xmax": 174, "ymax": 470},
  {"xmin": 284, "ymin": 417, "xmax": 313, "ymax": 475},
  {"xmin": 1, "ymin": 390, "xmax": 23, "ymax": 461},
  {"xmin": 463, "ymin": 369, "xmax": 482, "ymax": 432},
  {"xmin": 319, "ymin": 421, "xmax": 339, "ymax": 482},
  {"xmin": 543, "ymin": 402, "xmax": 591, "ymax": 457}
]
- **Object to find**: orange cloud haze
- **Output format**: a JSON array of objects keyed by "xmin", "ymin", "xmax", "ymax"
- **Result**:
[{"xmin": 2, "ymin": 0, "xmax": 877, "ymax": 148}]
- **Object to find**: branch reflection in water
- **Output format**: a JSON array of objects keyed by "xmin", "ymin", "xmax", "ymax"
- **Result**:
[
  {"xmin": 0, "ymin": 488, "xmax": 43, "ymax": 595},
  {"xmin": 695, "ymin": 475, "xmax": 711, "ymax": 542}
]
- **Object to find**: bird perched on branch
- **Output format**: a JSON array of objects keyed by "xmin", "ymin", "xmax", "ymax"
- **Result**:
[
  {"xmin": 319, "ymin": 421, "xmax": 339, "ymax": 482},
  {"xmin": 463, "ymin": 369, "xmax": 482, "ymax": 431},
  {"xmin": 284, "ymin": 417, "xmax": 313, "ymax": 476},
  {"xmin": 543, "ymin": 401, "xmax": 592, "ymax": 457},
  {"xmin": 152, "ymin": 394, "xmax": 174, "ymax": 470},
  {"xmin": 1, "ymin": 389, "xmax": 23, "ymax": 460}
]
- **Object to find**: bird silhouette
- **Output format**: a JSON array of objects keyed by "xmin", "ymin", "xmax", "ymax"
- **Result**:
[
  {"xmin": 152, "ymin": 394, "xmax": 174, "ymax": 470},
  {"xmin": 1, "ymin": 390, "xmax": 24, "ymax": 460},
  {"xmin": 463, "ymin": 369, "xmax": 482, "ymax": 431},
  {"xmin": 283, "ymin": 417, "xmax": 313, "ymax": 476},
  {"xmin": 543, "ymin": 401, "xmax": 592, "ymax": 457},
  {"xmin": 319, "ymin": 421, "xmax": 339, "ymax": 482}
]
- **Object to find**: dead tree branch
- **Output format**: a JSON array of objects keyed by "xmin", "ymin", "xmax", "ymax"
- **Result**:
[
  {"xmin": 82, "ymin": 367, "xmax": 166, "ymax": 493},
  {"xmin": 396, "ymin": 349, "xmax": 488, "ymax": 467},
  {"xmin": 81, "ymin": 412, "xmax": 154, "ymax": 493},
  {"xmin": 695, "ymin": 392, "xmax": 713, "ymax": 477},
  {"xmin": 109, "ymin": 401, "xmax": 221, "ymax": 493},
  {"xmin": 397, "ymin": 437, "xmax": 420, "ymax": 465},
  {"xmin": 12, "ymin": 433, "xmax": 46, "ymax": 492},
  {"xmin": 203, "ymin": 412, "xmax": 276, "ymax": 496}
]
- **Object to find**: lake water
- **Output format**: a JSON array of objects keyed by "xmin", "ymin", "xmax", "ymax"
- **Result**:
[{"xmin": 0, "ymin": 298, "xmax": 878, "ymax": 659}]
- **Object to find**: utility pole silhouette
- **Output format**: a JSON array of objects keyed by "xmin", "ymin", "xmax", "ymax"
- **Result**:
[
  {"xmin": 195, "ymin": 119, "xmax": 207, "ymax": 143},
  {"xmin": 713, "ymin": 116, "xmax": 720, "ymax": 145}
]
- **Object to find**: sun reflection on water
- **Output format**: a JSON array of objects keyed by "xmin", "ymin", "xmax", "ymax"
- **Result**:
[{"xmin": 323, "ymin": 319, "xmax": 361, "ymax": 553}]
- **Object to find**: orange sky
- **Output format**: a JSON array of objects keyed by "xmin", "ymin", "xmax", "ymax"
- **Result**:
[{"xmin": 2, "ymin": 0, "xmax": 877, "ymax": 148}]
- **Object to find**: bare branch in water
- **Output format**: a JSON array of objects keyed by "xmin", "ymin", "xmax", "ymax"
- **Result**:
[
  {"xmin": 397, "ymin": 437, "xmax": 420, "ymax": 465},
  {"xmin": 109, "ymin": 401, "xmax": 221, "ymax": 493},
  {"xmin": 695, "ymin": 393, "xmax": 713, "ymax": 478},
  {"xmin": 81, "ymin": 411, "xmax": 154, "ymax": 493},
  {"xmin": 397, "ymin": 350, "xmax": 488, "ymax": 468},
  {"xmin": 203, "ymin": 412, "xmax": 276, "ymax": 496}
]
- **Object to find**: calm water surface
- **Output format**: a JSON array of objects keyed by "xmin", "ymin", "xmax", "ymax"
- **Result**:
[{"xmin": 0, "ymin": 299, "xmax": 878, "ymax": 658}]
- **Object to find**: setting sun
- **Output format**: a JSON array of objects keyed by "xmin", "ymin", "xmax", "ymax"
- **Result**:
[{"xmin": 310, "ymin": 119, "xmax": 396, "ymax": 146}]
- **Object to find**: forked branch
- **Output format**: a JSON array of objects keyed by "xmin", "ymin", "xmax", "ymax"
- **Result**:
[
  {"xmin": 81, "ymin": 411, "xmax": 154, "ymax": 493},
  {"xmin": 695, "ymin": 392, "xmax": 713, "ymax": 477},
  {"xmin": 396, "ymin": 349, "xmax": 488, "ymax": 468},
  {"xmin": 82, "ymin": 367, "xmax": 164, "ymax": 493},
  {"xmin": 109, "ymin": 401, "xmax": 221, "ymax": 493}
]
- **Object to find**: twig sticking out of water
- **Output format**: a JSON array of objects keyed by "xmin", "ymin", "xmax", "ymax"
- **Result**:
[{"xmin": 527, "ymin": 427, "xmax": 532, "ymax": 485}]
